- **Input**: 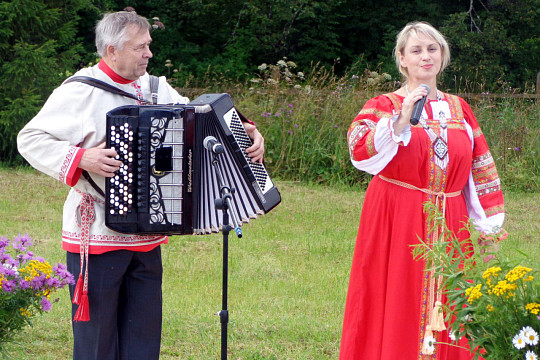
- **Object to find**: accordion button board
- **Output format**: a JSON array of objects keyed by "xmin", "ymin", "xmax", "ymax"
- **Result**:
[{"xmin": 105, "ymin": 93, "xmax": 281, "ymax": 235}]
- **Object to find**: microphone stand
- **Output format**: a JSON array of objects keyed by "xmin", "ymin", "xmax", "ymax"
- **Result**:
[{"xmin": 209, "ymin": 149, "xmax": 242, "ymax": 360}]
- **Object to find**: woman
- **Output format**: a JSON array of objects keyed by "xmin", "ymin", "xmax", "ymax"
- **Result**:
[{"xmin": 340, "ymin": 21, "xmax": 505, "ymax": 359}]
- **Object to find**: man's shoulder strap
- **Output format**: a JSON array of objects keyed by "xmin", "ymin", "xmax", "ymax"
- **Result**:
[
  {"xmin": 148, "ymin": 75, "xmax": 159, "ymax": 104},
  {"xmin": 64, "ymin": 75, "xmax": 159, "ymax": 104}
]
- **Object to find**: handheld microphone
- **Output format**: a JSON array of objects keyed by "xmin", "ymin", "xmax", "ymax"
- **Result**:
[
  {"xmin": 410, "ymin": 84, "xmax": 430, "ymax": 125},
  {"xmin": 203, "ymin": 136, "xmax": 224, "ymax": 154}
]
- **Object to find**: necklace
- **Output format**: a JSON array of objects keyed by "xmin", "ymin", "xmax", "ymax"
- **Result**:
[{"xmin": 405, "ymin": 85, "xmax": 449, "ymax": 170}]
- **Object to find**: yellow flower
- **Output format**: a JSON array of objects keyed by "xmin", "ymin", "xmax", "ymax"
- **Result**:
[
  {"xmin": 465, "ymin": 283, "xmax": 483, "ymax": 303},
  {"xmin": 20, "ymin": 308, "xmax": 32, "ymax": 317},
  {"xmin": 486, "ymin": 304, "xmax": 495, "ymax": 312},
  {"xmin": 19, "ymin": 260, "xmax": 53, "ymax": 282},
  {"xmin": 489, "ymin": 280, "xmax": 517, "ymax": 298},
  {"xmin": 505, "ymin": 265, "xmax": 532, "ymax": 283},
  {"xmin": 525, "ymin": 303, "xmax": 540, "ymax": 315},
  {"xmin": 483, "ymin": 266, "xmax": 502, "ymax": 287}
]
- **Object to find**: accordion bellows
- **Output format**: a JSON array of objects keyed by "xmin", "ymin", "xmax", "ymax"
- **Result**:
[{"xmin": 105, "ymin": 93, "xmax": 281, "ymax": 235}]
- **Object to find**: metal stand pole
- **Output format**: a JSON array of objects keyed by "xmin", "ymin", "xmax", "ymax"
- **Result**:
[{"xmin": 209, "ymin": 152, "xmax": 242, "ymax": 360}]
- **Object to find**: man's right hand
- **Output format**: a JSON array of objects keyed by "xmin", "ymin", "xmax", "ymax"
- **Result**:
[{"xmin": 78, "ymin": 142, "xmax": 122, "ymax": 177}]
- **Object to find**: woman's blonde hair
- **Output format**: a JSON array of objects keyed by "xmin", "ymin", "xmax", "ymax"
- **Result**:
[{"xmin": 393, "ymin": 21, "xmax": 451, "ymax": 79}]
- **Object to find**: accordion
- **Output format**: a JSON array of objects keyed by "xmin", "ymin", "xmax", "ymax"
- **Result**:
[{"xmin": 105, "ymin": 93, "xmax": 281, "ymax": 235}]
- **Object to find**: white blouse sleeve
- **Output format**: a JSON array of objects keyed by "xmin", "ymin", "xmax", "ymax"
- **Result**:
[{"xmin": 350, "ymin": 115, "xmax": 411, "ymax": 175}]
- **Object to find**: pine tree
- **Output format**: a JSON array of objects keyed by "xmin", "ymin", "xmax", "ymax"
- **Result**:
[{"xmin": 0, "ymin": 0, "xmax": 93, "ymax": 163}]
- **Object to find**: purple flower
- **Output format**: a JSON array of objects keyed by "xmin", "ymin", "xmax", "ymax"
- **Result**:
[
  {"xmin": 288, "ymin": 104, "xmax": 293, "ymax": 108},
  {"xmin": 30, "ymin": 275, "xmax": 46, "ymax": 290},
  {"xmin": 287, "ymin": 131, "xmax": 292, "ymax": 135},
  {"xmin": 0, "ymin": 236, "xmax": 9, "ymax": 248},
  {"xmin": 513, "ymin": 147, "xmax": 519, "ymax": 151},
  {"xmin": 19, "ymin": 278, "xmax": 30, "ymax": 290},
  {"xmin": 2, "ymin": 266, "xmax": 17, "ymax": 277},
  {"xmin": 13, "ymin": 234, "xmax": 32, "ymax": 252},
  {"xmin": 53, "ymin": 263, "xmax": 75, "ymax": 285},
  {"xmin": 22, "ymin": 251, "xmax": 34, "ymax": 262},
  {"xmin": 294, "ymin": 124, "xmax": 299, "ymax": 128},
  {"xmin": 46, "ymin": 277, "xmax": 61, "ymax": 288},
  {"xmin": 1, "ymin": 253, "xmax": 12, "ymax": 262},
  {"xmin": 2, "ymin": 279, "xmax": 16, "ymax": 292},
  {"xmin": 41, "ymin": 297, "xmax": 52, "ymax": 312}
]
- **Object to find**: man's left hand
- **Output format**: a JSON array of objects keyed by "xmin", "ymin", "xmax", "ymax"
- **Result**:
[{"xmin": 243, "ymin": 122, "xmax": 264, "ymax": 163}]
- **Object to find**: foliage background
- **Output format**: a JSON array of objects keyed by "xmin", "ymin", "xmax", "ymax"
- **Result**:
[{"xmin": 0, "ymin": 0, "xmax": 539, "ymax": 189}]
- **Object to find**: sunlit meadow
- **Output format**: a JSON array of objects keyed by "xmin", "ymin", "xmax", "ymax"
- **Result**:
[{"xmin": 1, "ymin": 59, "xmax": 538, "ymax": 359}]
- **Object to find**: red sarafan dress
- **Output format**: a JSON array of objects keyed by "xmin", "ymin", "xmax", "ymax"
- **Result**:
[{"xmin": 340, "ymin": 92, "xmax": 505, "ymax": 360}]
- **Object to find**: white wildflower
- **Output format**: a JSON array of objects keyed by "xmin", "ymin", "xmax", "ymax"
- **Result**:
[
  {"xmin": 525, "ymin": 350, "xmax": 538, "ymax": 360},
  {"xmin": 513, "ymin": 333, "xmax": 527, "ymax": 349}
]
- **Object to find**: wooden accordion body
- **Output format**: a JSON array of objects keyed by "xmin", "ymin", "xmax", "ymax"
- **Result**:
[{"xmin": 105, "ymin": 93, "xmax": 281, "ymax": 235}]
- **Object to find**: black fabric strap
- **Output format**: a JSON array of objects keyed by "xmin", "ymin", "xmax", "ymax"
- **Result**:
[
  {"xmin": 64, "ymin": 76, "xmax": 141, "ymax": 101},
  {"xmin": 82, "ymin": 170, "xmax": 106, "ymax": 198},
  {"xmin": 64, "ymin": 75, "xmax": 159, "ymax": 104}
]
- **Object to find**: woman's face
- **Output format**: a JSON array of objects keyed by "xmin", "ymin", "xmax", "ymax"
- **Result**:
[{"xmin": 399, "ymin": 32, "xmax": 442, "ymax": 84}]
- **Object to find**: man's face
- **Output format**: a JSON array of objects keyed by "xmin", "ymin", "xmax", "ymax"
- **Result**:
[{"xmin": 110, "ymin": 24, "xmax": 153, "ymax": 80}]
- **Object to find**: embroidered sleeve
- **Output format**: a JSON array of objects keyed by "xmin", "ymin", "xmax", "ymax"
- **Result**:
[
  {"xmin": 460, "ymin": 98, "xmax": 505, "ymax": 234},
  {"xmin": 17, "ymin": 84, "xmax": 89, "ymax": 187},
  {"xmin": 347, "ymin": 94, "xmax": 410, "ymax": 175}
]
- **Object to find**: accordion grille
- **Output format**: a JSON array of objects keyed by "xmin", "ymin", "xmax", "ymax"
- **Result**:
[{"xmin": 224, "ymin": 108, "xmax": 273, "ymax": 194}]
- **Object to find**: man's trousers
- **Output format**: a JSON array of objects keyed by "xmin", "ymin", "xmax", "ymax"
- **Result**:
[{"xmin": 67, "ymin": 247, "xmax": 163, "ymax": 360}]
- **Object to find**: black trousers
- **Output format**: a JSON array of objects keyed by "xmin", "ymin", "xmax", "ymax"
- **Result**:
[{"xmin": 67, "ymin": 247, "xmax": 163, "ymax": 360}]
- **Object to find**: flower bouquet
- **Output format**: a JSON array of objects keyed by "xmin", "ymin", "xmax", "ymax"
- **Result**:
[
  {"xmin": 0, "ymin": 234, "xmax": 74, "ymax": 354},
  {"xmin": 412, "ymin": 205, "xmax": 539, "ymax": 360}
]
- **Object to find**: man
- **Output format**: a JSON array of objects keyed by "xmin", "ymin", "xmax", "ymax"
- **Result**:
[{"xmin": 17, "ymin": 11, "xmax": 264, "ymax": 360}]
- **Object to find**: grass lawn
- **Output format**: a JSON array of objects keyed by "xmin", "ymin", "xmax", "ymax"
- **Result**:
[{"xmin": 0, "ymin": 168, "xmax": 538, "ymax": 359}]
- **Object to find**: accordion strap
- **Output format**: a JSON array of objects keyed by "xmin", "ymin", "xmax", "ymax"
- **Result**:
[
  {"xmin": 82, "ymin": 170, "xmax": 105, "ymax": 198},
  {"xmin": 64, "ymin": 75, "xmax": 159, "ymax": 104}
]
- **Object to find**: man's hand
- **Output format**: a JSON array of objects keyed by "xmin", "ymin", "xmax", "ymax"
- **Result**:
[
  {"xmin": 79, "ymin": 142, "xmax": 122, "ymax": 177},
  {"xmin": 243, "ymin": 122, "xmax": 264, "ymax": 163}
]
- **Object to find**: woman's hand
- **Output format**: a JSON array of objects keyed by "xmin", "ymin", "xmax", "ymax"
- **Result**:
[{"xmin": 393, "ymin": 85, "xmax": 430, "ymax": 135}]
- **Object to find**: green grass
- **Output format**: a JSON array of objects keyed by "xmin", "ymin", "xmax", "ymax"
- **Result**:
[{"xmin": 0, "ymin": 168, "xmax": 538, "ymax": 359}]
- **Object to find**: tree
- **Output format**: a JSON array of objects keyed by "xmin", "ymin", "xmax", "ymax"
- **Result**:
[
  {"xmin": 0, "ymin": 0, "xmax": 95, "ymax": 164},
  {"xmin": 440, "ymin": 0, "xmax": 540, "ymax": 92}
]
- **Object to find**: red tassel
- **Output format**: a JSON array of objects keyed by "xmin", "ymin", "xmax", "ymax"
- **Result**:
[
  {"xmin": 73, "ymin": 292, "xmax": 90, "ymax": 322},
  {"xmin": 72, "ymin": 274, "xmax": 84, "ymax": 305}
]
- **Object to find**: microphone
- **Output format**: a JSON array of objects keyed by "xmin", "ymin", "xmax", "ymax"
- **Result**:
[
  {"xmin": 203, "ymin": 136, "xmax": 224, "ymax": 154},
  {"xmin": 410, "ymin": 84, "xmax": 430, "ymax": 125}
]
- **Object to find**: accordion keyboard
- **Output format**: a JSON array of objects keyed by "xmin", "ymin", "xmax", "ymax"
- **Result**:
[
  {"xmin": 225, "ymin": 109, "xmax": 273, "ymax": 194},
  {"xmin": 107, "ymin": 118, "xmax": 136, "ymax": 216}
]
